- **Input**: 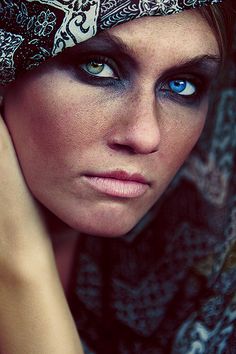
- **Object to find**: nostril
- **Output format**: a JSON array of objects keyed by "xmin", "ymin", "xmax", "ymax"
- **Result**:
[
  {"xmin": 109, "ymin": 142, "xmax": 159, "ymax": 155},
  {"xmin": 109, "ymin": 143, "xmax": 136, "ymax": 155},
  {"xmin": 107, "ymin": 113, "xmax": 161, "ymax": 155}
]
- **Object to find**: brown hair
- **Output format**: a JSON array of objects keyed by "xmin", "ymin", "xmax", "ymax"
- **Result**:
[{"xmin": 198, "ymin": 2, "xmax": 234, "ymax": 61}]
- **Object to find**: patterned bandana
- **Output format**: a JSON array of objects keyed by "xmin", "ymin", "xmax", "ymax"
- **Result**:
[{"xmin": 0, "ymin": 0, "xmax": 223, "ymax": 84}]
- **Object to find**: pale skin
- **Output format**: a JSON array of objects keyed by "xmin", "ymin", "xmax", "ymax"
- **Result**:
[{"xmin": 0, "ymin": 9, "xmax": 220, "ymax": 354}]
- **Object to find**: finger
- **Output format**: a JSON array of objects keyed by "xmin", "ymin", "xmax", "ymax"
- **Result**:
[{"xmin": 0, "ymin": 112, "xmax": 15, "ymax": 153}]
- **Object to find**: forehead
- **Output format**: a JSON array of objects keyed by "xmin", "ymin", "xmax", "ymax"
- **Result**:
[{"xmin": 105, "ymin": 9, "xmax": 219, "ymax": 60}]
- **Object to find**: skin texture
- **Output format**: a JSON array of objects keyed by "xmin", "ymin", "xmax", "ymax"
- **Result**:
[
  {"xmin": 0, "ymin": 91, "xmax": 84, "ymax": 354},
  {"xmin": 3, "ymin": 10, "xmax": 220, "ymax": 238}
]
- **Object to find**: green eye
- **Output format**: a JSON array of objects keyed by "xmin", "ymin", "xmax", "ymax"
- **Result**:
[
  {"xmin": 80, "ymin": 59, "xmax": 117, "ymax": 78},
  {"xmin": 85, "ymin": 62, "xmax": 105, "ymax": 75}
]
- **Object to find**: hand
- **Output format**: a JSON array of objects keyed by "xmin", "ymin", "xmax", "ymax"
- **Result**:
[
  {"xmin": 0, "ymin": 113, "xmax": 54, "ymax": 278},
  {"xmin": 0, "ymin": 114, "xmax": 84, "ymax": 353}
]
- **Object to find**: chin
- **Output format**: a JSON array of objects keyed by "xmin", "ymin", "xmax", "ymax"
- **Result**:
[
  {"xmin": 58, "ymin": 205, "xmax": 143, "ymax": 238},
  {"xmin": 37, "ymin": 195, "xmax": 149, "ymax": 238},
  {"xmin": 71, "ymin": 216, "xmax": 138, "ymax": 238}
]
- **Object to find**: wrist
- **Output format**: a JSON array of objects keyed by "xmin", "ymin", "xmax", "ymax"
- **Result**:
[{"xmin": 0, "ymin": 232, "xmax": 57, "ymax": 288}]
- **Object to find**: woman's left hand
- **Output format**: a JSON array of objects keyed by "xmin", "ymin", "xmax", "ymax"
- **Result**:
[
  {"xmin": 0, "ymin": 114, "xmax": 84, "ymax": 353},
  {"xmin": 0, "ymin": 112, "xmax": 54, "ymax": 277}
]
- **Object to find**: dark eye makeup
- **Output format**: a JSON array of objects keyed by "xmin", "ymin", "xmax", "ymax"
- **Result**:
[
  {"xmin": 79, "ymin": 55, "xmax": 119, "ymax": 79},
  {"xmin": 57, "ymin": 42, "xmax": 220, "ymax": 107},
  {"xmin": 158, "ymin": 73, "xmax": 211, "ymax": 106}
]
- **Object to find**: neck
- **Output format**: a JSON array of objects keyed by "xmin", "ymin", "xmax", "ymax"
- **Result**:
[{"xmin": 36, "ymin": 200, "xmax": 79, "ymax": 293}]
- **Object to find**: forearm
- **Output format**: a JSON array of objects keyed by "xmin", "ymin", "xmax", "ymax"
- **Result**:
[{"xmin": 0, "ymin": 250, "xmax": 84, "ymax": 354}]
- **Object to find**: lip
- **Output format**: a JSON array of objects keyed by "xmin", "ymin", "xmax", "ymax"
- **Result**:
[
  {"xmin": 82, "ymin": 170, "xmax": 149, "ymax": 198},
  {"xmin": 90, "ymin": 170, "xmax": 149, "ymax": 184}
]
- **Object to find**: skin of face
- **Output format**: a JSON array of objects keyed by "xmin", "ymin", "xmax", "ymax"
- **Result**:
[{"xmin": 3, "ymin": 9, "xmax": 220, "ymax": 237}]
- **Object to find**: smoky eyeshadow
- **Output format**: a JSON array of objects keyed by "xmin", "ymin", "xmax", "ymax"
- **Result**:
[
  {"xmin": 156, "ymin": 55, "xmax": 221, "ymax": 89},
  {"xmin": 54, "ymin": 32, "xmax": 221, "ymax": 107},
  {"xmin": 155, "ymin": 56, "xmax": 221, "ymax": 107},
  {"xmin": 57, "ymin": 33, "xmax": 138, "ymax": 78},
  {"xmin": 56, "ymin": 30, "xmax": 221, "ymax": 79}
]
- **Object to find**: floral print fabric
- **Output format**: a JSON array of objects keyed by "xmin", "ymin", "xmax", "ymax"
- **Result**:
[{"xmin": 0, "ymin": 0, "xmax": 223, "ymax": 84}]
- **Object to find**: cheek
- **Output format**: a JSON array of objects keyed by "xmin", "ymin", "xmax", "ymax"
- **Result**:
[
  {"xmin": 4, "ymin": 78, "xmax": 112, "ymax": 171},
  {"xmin": 156, "ymin": 104, "xmax": 207, "ymax": 180}
]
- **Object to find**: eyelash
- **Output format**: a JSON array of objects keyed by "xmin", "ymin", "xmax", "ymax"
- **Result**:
[
  {"xmin": 72, "ymin": 55, "xmax": 208, "ymax": 105},
  {"xmin": 77, "ymin": 55, "xmax": 119, "ymax": 81},
  {"xmin": 160, "ymin": 76, "xmax": 206, "ymax": 105}
]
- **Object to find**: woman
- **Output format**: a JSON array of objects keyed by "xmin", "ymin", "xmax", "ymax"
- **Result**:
[{"xmin": 0, "ymin": 0, "xmax": 235, "ymax": 353}]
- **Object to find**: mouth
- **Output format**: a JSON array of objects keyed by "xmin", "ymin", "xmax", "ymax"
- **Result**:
[{"xmin": 82, "ymin": 170, "xmax": 150, "ymax": 198}]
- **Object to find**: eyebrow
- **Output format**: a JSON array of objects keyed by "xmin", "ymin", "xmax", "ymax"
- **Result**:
[
  {"xmin": 160, "ymin": 55, "xmax": 222, "ymax": 78},
  {"xmin": 77, "ymin": 31, "xmax": 136, "ymax": 56},
  {"xmin": 73, "ymin": 31, "xmax": 221, "ymax": 74}
]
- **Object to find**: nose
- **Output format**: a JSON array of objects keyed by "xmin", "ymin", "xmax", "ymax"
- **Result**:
[{"xmin": 108, "ymin": 90, "xmax": 160, "ymax": 155}]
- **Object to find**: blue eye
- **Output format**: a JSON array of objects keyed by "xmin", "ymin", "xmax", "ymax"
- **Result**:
[{"xmin": 169, "ymin": 79, "xmax": 196, "ymax": 96}]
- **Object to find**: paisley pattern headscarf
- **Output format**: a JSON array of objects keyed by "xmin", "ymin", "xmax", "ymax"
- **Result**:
[
  {"xmin": 1, "ymin": 1, "xmax": 236, "ymax": 354},
  {"xmin": 0, "ymin": 0, "xmax": 223, "ymax": 84}
]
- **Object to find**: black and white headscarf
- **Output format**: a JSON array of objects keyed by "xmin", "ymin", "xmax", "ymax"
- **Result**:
[{"xmin": 0, "ymin": 0, "xmax": 223, "ymax": 84}]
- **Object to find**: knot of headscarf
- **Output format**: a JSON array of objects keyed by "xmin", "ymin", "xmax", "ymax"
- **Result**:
[{"xmin": 0, "ymin": 0, "xmax": 223, "ymax": 84}]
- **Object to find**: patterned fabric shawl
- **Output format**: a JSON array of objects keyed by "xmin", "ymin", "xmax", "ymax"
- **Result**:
[{"xmin": 1, "ymin": 1, "xmax": 236, "ymax": 354}]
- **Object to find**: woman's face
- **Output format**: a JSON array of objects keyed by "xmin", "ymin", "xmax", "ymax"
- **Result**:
[{"xmin": 3, "ymin": 10, "xmax": 220, "ymax": 237}]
